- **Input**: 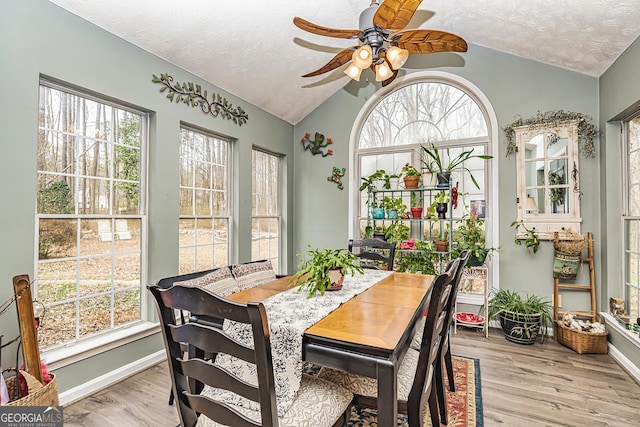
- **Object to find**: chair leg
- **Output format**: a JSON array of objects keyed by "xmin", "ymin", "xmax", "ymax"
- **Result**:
[
  {"xmin": 428, "ymin": 385, "xmax": 442, "ymax": 427},
  {"xmin": 435, "ymin": 360, "xmax": 448, "ymax": 425},
  {"xmin": 168, "ymin": 389, "xmax": 174, "ymax": 406},
  {"xmin": 444, "ymin": 343, "xmax": 456, "ymax": 392}
]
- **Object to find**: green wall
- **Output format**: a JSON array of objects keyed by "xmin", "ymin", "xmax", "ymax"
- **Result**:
[
  {"xmin": 0, "ymin": 0, "xmax": 293, "ymax": 393},
  {"xmin": 294, "ymin": 43, "xmax": 600, "ymax": 303},
  {"xmin": 599, "ymin": 35, "xmax": 640, "ymax": 369}
]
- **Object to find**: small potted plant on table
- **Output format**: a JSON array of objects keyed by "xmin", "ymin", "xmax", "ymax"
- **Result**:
[{"xmin": 290, "ymin": 246, "xmax": 364, "ymax": 298}]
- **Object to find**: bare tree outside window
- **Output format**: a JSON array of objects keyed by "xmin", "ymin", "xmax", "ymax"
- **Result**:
[{"xmin": 178, "ymin": 127, "xmax": 231, "ymax": 273}]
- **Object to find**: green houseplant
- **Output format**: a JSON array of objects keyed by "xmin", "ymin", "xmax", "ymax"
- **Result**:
[
  {"xmin": 401, "ymin": 163, "xmax": 421, "ymax": 188},
  {"xmin": 420, "ymin": 142, "xmax": 493, "ymax": 189},
  {"xmin": 453, "ymin": 213, "xmax": 499, "ymax": 266},
  {"xmin": 487, "ymin": 289, "xmax": 553, "ymax": 344},
  {"xmin": 381, "ymin": 196, "xmax": 406, "ymax": 219},
  {"xmin": 511, "ymin": 220, "xmax": 540, "ymax": 254},
  {"xmin": 290, "ymin": 246, "xmax": 364, "ymax": 298}
]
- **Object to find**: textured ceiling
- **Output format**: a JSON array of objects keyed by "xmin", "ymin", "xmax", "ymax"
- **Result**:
[{"xmin": 48, "ymin": 0, "xmax": 640, "ymax": 125}]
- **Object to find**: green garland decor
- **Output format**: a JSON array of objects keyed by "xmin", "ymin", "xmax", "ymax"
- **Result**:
[
  {"xmin": 152, "ymin": 73, "xmax": 248, "ymax": 126},
  {"xmin": 503, "ymin": 110, "xmax": 597, "ymax": 158}
]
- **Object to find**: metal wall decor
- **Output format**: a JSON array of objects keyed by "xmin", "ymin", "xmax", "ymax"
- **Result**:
[
  {"xmin": 152, "ymin": 73, "xmax": 248, "ymax": 126},
  {"xmin": 301, "ymin": 132, "xmax": 333, "ymax": 156},
  {"xmin": 328, "ymin": 167, "xmax": 346, "ymax": 190}
]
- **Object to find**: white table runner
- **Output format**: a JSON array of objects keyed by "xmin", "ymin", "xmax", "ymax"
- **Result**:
[{"xmin": 209, "ymin": 269, "xmax": 392, "ymax": 416}]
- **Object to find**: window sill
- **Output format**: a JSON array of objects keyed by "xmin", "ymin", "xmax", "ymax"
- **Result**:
[
  {"xmin": 43, "ymin": 321, "xmax": 160, "ymax": 371},
  {"xmin": 601, "ymin": 312, "xmax": 640, "ymax": 349}
]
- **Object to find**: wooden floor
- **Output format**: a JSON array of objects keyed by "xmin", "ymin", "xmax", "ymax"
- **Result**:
[{"xmin": 63, "ymin": 328, "xmax": 640, "ymax": 427}]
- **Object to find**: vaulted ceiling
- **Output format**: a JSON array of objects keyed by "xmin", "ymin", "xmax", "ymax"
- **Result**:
[{"xmin": 49, "ymin": 0, "xmax": 640, "ymax": 125}]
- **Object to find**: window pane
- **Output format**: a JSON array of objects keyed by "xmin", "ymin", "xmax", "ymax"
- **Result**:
[
  {"xmin": 252, "ymin": 150, "xmax": 280, "ymax": 271},
  {"xmin": 36, "ymin": 83, "xmax": 145, "ymax": 350},
  {"xmin": 179, "ymin": 128, "xmax": 231, "ymax": 273}
]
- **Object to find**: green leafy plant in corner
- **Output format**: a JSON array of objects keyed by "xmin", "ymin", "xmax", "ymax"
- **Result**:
[
  {"xmin": 486, "ymin": 288, "xmax": 553, "ymax": 341},
  {"xmin": 510, "ymin": 220, "xmax": 540, "ymax": 254},
  {"xmin": 453, "ymin": 213, "xmax": 499, "ymax": 265},
  {"xmin": 290, "ymin": 246, "xmax": 364, "ymax": 298}
]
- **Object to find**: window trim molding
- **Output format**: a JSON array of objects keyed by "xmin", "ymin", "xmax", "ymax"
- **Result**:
[{"xmin": 347, "ymin": 71, "xmax": 500, "ymax": 287}]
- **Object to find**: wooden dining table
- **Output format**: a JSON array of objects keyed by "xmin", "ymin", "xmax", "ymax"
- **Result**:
[{"xmin": 225, "ymin": 271, "xmax": 435, "ymax": 427}]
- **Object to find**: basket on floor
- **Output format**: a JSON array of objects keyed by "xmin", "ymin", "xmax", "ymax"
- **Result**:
[
  {"xmin": 555, "ymin": 312, "xmax": 608, "ymax": 354},
  {"xmin": 4, "ymin": 369, "xmax": 59, "ymax": 406}
]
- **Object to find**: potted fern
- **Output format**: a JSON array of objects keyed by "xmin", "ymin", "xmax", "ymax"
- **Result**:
[
  {"xmin": 487, "ymin": 289, "xmax": 553, "ymax": 344},
  {"xmin": 290, "ymin": 246, "xmax": 364, "ymax": 298}
]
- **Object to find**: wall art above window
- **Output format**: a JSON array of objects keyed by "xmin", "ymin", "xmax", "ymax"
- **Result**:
[{"xmin": 152, "ymin": 73, "xmax": 248, "ymax": 126}]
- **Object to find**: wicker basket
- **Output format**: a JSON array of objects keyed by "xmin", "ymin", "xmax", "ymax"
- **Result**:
[
  {"xmin": 4, "ymin": 369, "xmax": 59, "ymax": 406},
  {"xmin": 556, "ymin": 312, "xmax": 608, "ymax": 354}
]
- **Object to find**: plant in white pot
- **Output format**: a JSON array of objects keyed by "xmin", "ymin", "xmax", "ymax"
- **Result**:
[{"xmin": 290, "ymin": 246, "xmax": 364, "ymax": 298}]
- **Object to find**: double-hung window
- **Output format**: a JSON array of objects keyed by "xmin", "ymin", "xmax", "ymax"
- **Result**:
[
  {"xmin": 623, "ymin": 114, "xmax": 640, "ymax": 319},
  {"xmin": 36, "ymin": 81, "xmax": 146, "ymax": 350},
  {"xmin": 178, "ymin": 126, "xmax": 232, "ymax": 273},
  {"xmin": 251, "ymin": 149, "xmax": 281, "ymax": 273}
]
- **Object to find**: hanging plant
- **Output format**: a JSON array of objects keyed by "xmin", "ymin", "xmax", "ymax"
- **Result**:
[{"xmin": 503, "ymin": 110, "xmax": 597, "ymax": 158}]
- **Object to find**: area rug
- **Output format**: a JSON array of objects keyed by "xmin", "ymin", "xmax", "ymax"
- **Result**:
[{"xmin": 346, "ymin": 355, "xmax": 483, "ymax": 427}]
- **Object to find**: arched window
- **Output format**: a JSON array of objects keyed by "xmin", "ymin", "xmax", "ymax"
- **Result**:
[{"xmin": 350, "ymin": 72, "xmax": 498, "ymax": 278}]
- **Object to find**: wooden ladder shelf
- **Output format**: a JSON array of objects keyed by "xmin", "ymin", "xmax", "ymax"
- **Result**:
[{"xmin": 553, "ymin": 231, "xmax": 596, "ymax": 324}]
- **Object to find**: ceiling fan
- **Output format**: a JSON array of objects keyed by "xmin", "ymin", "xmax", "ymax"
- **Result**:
[{"xmin": 293, "ymin": 0, "xmax": 467, "ymax": 86}]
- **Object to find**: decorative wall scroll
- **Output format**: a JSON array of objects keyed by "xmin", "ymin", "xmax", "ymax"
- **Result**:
[
  {"xmin": 301, "ymin": 132, "xmax": 333, "ymax": 157},
  {"xmin": 151, "ymin": 73, "xmax": 248, "ymax": 126},
  {"xmin": 328, "ymin": 167, "xmax": 346, "ymax": 190}
]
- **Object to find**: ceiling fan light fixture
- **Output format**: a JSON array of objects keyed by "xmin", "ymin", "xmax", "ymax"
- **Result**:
[
  {"xmin": 375, "ymin": 59, "xmax": 392, "ymax": 81},
  {"xmin": 386, "ymin": 46, "xmax": 409, "ymax": 70},
  {"xmin": 352, "ymin": 45, "xmax": 373, "ymax": 69},
  {"xmin": 344, "ymin": 62, "xmax": 363, "ymax": 80}
]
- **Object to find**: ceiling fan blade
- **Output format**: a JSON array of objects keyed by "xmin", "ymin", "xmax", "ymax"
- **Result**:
[
  {"xmin": 373, "ymin": 0, "xmax": 423, "ymax": 31},
  {"xmin": 302, "ymin": 46, "xmax": 357, "ymax": 77},
  {"xmin": 391, "ymin": 29, "xmax": 468, "ymax": 53},
  {"xmin": 293, "ymin": 17, "xmax": 363, "ymax": 39}
]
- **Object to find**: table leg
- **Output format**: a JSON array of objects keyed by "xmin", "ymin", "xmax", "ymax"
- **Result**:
[{"xmin": 377, "ymin": 361, "xmax": 397, "ymax": 427}]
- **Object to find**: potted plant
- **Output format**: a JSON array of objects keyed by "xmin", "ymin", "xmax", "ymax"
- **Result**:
[
  {"xmin": 410, "ymin": 192, "xmax": 423, "ymax": 218},
  {"xmin": 487, "ymin": 289, "xmax": 553, "ymax": 344},
  {"xmin": 401, "ymin": 163, "xmax": 421, "ymax": 189},
  {"xmin": 420, "ymin": 142, "xmax": 493, "ymax": 189},
  {"xmin": 553, "ymin": 229, "xmax": 588, "ymax": 279},
  {"xmin": 381, "ymin": 196, "xmax": 406, "ymax": 219},
  {"xmin": 384, "ymin": 221, "xmax": 410, "ymax": 243},
  {"xmin": 433, "ymin": 190, "xmax": 449, "ymax": 219},
  {"xmin": 434, "ymin": 223, "xmax": 449, "ymax": 252},
  {"xmin": 371, "ymin": 198, "xmax": 385, "ymax": 219},
  {"xmin": 511, "ymin": 220, "xmax": 540, "ymax": 254},
  {"xmin": 290, "ymin": 246, "xmax": 364, "ymax": 298},
  {"xmin": 453, "ymin": 212, "xmax": 499, "ymax": 266},
  {"xmin": 359, "ymin": 169, "xmax": 387, "ymax": 194},
  {"xmin": 384, "ymin": 172, "xmax": 402, "ymax": 190}
]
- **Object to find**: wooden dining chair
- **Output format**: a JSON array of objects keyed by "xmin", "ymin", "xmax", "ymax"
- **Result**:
[
  {"xmin": 148, "ymin": 282, "xmax": 354, "ymax": 427},
  {"xmin": 318, "ymin": 259, "xmax": 458, "ymax": 426},
  {"xmin": 440, "ymin": 250, "xmax": 471, "ymax": 394},
  {"xmin": 348, "ymin": 238, "xmax": 396, "ymax": 270}
]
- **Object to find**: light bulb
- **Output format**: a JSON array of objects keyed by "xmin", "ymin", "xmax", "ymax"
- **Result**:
[
  {"xmin": 386, "ymin": 46, "xmax": 409, "ymax": 70},
  {"xmin": 344, "ymin": 63, "xmax": 363, "ymax": 80},
  {"xmin": 375, "ymin": 60, "xmax": 392, "ymax": 81},
  {"xmin": 352, "ymin": 45, "xmax": 373, "ymax": 69}
]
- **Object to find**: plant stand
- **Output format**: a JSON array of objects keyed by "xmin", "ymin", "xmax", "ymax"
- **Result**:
[{"xmin": 454, "ymin": 265, "xmax": 489, "ymax": 337}]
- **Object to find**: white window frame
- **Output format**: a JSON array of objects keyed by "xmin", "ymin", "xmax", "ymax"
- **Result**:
[
  {"xmin": 251, "ymin": 148, "xmax": 282, "ymax": 273},
  {"xmin": 514, "ymin": 121, "xmax": 581, "ymax": 239},
  {"xmin": 178, "ymin": 124, "xmax": 233, "ymax": 273},
  {"xmin": 623, "ymin": 113, "xmax": 640, "ymax": 320},
  {"xmin": 36, "ymin": 79, "xmax": 149, "ymax": 359}
]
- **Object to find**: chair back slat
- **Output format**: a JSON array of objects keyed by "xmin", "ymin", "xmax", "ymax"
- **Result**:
[
  {"xmin": 148, "ymin": 283, "xmax": 279, "ymax": 427},
  {"xmin": 349, "ymin": 238, "xmax": 397, "ymax": 270}
]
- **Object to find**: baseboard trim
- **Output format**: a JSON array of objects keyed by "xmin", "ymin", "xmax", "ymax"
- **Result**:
[
  {"xmin": 59, "ymin": 350, "xmax": 166, "ymax": 406},
  {"xmin": 608, "ymin": 343, "xmax": 640, "ymax": 386}
]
